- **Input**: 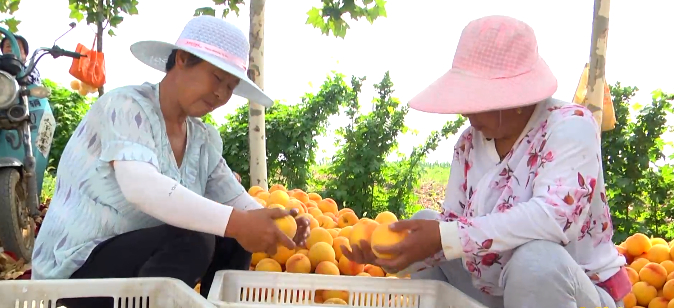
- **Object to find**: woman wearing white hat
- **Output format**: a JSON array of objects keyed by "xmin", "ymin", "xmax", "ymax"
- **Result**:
[
  {"xmin": 343, "ymin": 16, "xmax": 631, "ymax": 308},
  {"xmin": 32, "ymin": 15, "xmax": 309, "ymax": 306}
]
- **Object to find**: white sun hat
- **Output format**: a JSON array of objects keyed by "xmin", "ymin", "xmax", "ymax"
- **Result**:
[{"xmin": 130, "ymin": 15, "xmax": 273, "ymax": 107}]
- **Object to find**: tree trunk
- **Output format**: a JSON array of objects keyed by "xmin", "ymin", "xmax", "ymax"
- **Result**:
[
  {"xmin": 247, "ymin": 0, "xmax": 268, "ymax": 189},
  {"xmin": 583, "ymin": 0, "xmax": 610, "ymax": 130},
  {"xmin": 95, "ymin": 0, "xmax": 104, "ymax": 97}
]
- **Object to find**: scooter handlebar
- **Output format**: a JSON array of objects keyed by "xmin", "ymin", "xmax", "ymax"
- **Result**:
[{"xmin": 49, "ymin": 45, "xmax": 85, "ymax": 59}]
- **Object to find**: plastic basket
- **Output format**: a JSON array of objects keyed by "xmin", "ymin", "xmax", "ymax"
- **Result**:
[
  {"xmin": 0, "ymin": 277, "xmax": 214, "ymax": 308},
  {"xmin": 207, "ymin": 270, "xmax": 487, "ymax": 308}
]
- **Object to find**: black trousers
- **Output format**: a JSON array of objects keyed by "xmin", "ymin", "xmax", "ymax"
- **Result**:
[{"xmin": 56, "ymin": 224, "xmax": 251, "ymax": 308}]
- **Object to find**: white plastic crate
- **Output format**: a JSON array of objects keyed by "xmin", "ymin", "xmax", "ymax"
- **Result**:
[
  {"xmin": 207, "ymin": 270, "xmax": 487, "ymax": 308},
  {"xmin": 0, "ymin": 277, "xmax": 214, "ymax": 308}
]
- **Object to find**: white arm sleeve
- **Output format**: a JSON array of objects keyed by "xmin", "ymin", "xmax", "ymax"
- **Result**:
[
  {"xmin": 227, "ymin": 190, "xmax": 265, "ymax": 211},
  {"xmin": 114, "ymin": 160, "xmax": 234, "ymax": 237}
]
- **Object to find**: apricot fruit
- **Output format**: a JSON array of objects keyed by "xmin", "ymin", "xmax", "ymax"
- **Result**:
[
  {"xmin": 662, "ymin": 279, "xmax": 674, "ymax": 300},
  {"xmin": 298, "ymin": 213, "xmax": 319, "ymax": 229},
  {"xmin": 626, "ymin": 266, "xmax": 640, "ymax": 285},
  {"xmin": 248, "ymin": 185, "xmax": 265, "ymax": 197},
  {"xmin": 333, "ymin": 236, "xmax": 350, "ymax": 260},
  {"xmin": 307, "ymin": 227, "xmax": 333, "ymax": 249},
  {"xmin": 662, "ymin": 260, "xmax": 674, "ymax": 275},
  {"xmin": 293, "ymin": 191, "xmax": 310, "ymax": 204},
  {"xmin": 622, "ymin": 292, "xmax": 636, "ymax": 308},
  {"xmin": 374, "ymin": 211, "xmax": 398, "ymax": 224},
  {"xmin": 648, "ymin": 297, "xmax": 669, "ymax": 308},
  {"xmin": 640, "ymin": 263, "xmax": 668, "ymax": 289},
  {"xmin": 322, "ymin": 290, "xmax": 349, "ymax": 303},
  {"xmin": 652, "ymin": 238, "xmax": 669, "ymax": 247},
  {"xmin": 308, "ymin": 207, "xmax": 323, "ymax": 218},
  {"xmin": 272, "ymin": 244, "xmax": 295, "ymax": 264},
  {"xmin": 317, "ymin": 199, "xmax": 338, "ymax": 215},
  {"xmin": 364, "ymin": 264, "xmax": 385, "ymax": 277},
  {"xmin": 256, "ymin": 191, "xmax": 271, "ymax": 202},
  {"xmin": 338, "ymin": 226, "xmax": 353, "ymax": 239},
  {"xmin": 255, "ymin": 258, "xmax": 282, "ymax": 272},
  {"xmin": 626, "ymin": 234, "xmax": 653, "ymax": 257},
  {"xmin": 327, "ymin": 228, "xmax": 339, "ymax": 239},
  {"xmin": 286, "ymin": 198, "xmax": 306, "ymax": 215},
  {"xmin": 371, "ymin": 222, "xmax": 408, "ymax": 259},
  {"xmin": 269, "ymin": 184, "xmax": 286, "ymax": 193},
  {"xmin": 322, "ymin": 298, "xmax": 347, "ymax": 305},
  {"xmin": 631, "ymin": 258, "xmax": 650, "ymax": 273},
  {"xmin": 315, "ymin": 260, "xmax": 340, "ymax": 275},
  {"xmin": 274, "ymin": 213, "xmax": 297, "ymax": 239},
  {"xmin": 268, "ymin": 190, "xmax": 290, "ymax": 207},
  {"xmin": 309, "ymin": 242, "xmax": 336, "ymax": 269},
  {"xmin": 285, "ymin": 253, "xmax": 312, "ymax": 274},
  {"xmin": 338, "ymin": 254, "xmax": 364, "ymax": 276},
  {"xmin": 308, "ymin": 192, "xmax": 322, "ymax": 202},
  {"xmin": 338, "ymin": 211, "xmax": 359, "ymax": 228},
  {"xmin": 646, "ymin": 244, "xmax": 671, "ymax": 263},
  {"xmin": 632, "ymin": 281, "xmax": 657, "ymax": 306},
  {"xmin": 350, "ymin": 218, "xmax": 379, "ymax": 250},
  {"xmin": 317, "ymin": 215, "xmax": 337, "ymax": 229},
  {"xmin": 251, "ymin": 252, "xmax": 268, "ymax": 266}
]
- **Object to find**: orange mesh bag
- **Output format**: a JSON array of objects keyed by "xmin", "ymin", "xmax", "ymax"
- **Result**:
[
  {"xmin": 572, "ymin": 63, "xmax": 616, "ymax": 132},
  {"xmin": 69, "ymin": 38, "xmax": 106, "ymax": 88},
  {"xmin": 601, "ymin": 80, "xmax": 616, "ymax": 131}
]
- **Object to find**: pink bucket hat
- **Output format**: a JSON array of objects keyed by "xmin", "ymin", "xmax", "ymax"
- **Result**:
[{"xmin": 409, "ymin": 15, "xmax": 557, "ymax": 114}]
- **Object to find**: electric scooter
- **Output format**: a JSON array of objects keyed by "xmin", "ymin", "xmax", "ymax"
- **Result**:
[{"xmin": 0, "ymin": 23, "xmax": 84, "ymax": 262}]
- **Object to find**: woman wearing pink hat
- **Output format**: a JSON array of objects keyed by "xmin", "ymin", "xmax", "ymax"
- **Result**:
[
  {"xmin": 32, "ymin": 15, "xmax": 309, "ymax": 307},
  {"xmin": 344, "ymin": 16, "xmax": 630, "ymax": 308}
]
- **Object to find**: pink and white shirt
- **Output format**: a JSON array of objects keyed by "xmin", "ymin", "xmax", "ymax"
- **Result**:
[{"xmin": 419, "ymin": 99, "xmax": 625, "ymax": 296}]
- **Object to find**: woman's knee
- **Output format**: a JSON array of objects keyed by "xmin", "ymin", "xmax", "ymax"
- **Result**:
[
  {"xmin": 504, "ymin": 240, "xmax": 576, "ymax": 287},
  {"xmin": 503, "ymin": 240, "xmax": 603, "ymax": 307},
  {"xmin": 508, "ymin": 240, "xmax": 571, "ymax": 272},
  {"xmin": 410, "ymin": 209, "xmax": 441, "ymax": 220},
  {"xmin": 164, "ymin": 225, "xmax": 216, "ymax": 262}
]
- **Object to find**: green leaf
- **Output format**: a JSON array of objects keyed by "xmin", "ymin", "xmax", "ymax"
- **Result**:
[
  {"xmin": 305, "ymin": 7, "xmax": 323, "ymax": 27},
  {"xmin": 194, "ymin": 7, "xmax": 216, "ymax": 16},
  {"xmin": 107, "ymin": 28, "xmax": 115, "ymax": 36},
  {"xmin": 2, "ymin": 17, "xmax": 19, "ymax": 33},
  {"xmin": 304, "ymin": 0, "xmax": 387, "ymax": 38},
  {"xmin": 127, "ymin": 0, "xmax": 139, "ymax": 15},
  {"xmin": 109, "ymin": 15, "xmax": 124, "ymax": 27},
  {"xmin": 68, "ymin": 4, "xmax": 84, "ymax": 22},
  {"xmin": 8, "ymin": 0, "xmax": 20, "ymax": 14}
]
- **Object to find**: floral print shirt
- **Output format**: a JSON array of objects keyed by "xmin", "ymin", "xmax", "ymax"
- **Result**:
[{"xmin": 419, "ymin": 99, "xmax": 625, "ymax": 296}]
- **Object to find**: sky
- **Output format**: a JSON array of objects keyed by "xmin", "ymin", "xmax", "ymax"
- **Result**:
[{"xmin": 5, "ymin": 0, "xmax": 674, "ymax": 163}]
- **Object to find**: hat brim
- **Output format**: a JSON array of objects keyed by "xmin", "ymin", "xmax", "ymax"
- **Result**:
[
  {"xmin": 408, "ymin": 57, "xmax": 558, "ymax": 114},
  {"xmin": 130, "ymin": 40, "xmax": 274, "ymax": 108}
]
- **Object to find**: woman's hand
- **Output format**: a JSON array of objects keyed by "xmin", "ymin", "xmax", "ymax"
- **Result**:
[
  {"xmin": 228, "ymin": 208, "xmax": 297, "ymax": 256},
  {"xmin": 341, "ymin": 240, "xmax": 378, "ymax": 266},
  {"xmin": 371, "ymin": 219, "xmax": 443, "ymax": 273},
  {"xmin": 292, "ymin": 211, "xmax": 311, "ymax": 248}
]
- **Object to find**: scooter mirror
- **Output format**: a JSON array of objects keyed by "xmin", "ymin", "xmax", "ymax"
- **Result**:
[{"xmin": 29, "ymin": 86, "xmax": 51, "ymax": 99}]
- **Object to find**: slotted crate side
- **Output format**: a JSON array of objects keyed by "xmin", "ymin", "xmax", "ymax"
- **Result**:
[
  {"xmin": 207, "ymin": 270, "xmax": 487, "ymax": 308},
  {"xmin": 0, "ymin": 277, "xmax": 214, "ymax": 308}
]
